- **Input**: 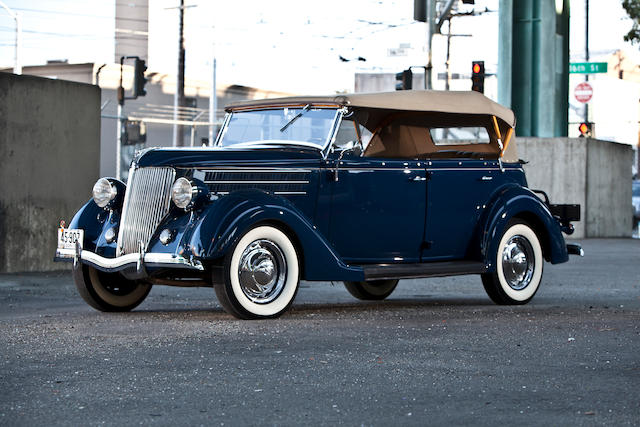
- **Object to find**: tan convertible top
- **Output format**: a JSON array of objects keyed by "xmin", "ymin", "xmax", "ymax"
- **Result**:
[{"xmin": 226, "ymin": 90, "xmax": 516, "ymax": 128}]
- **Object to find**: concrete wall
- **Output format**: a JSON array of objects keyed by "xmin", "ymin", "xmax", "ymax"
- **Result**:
[
  {"xmin": 16, "ymin": 63, "xmax": 293, "ymax": 178},
  {"xmin": 517, "ymin": 137, "xmax": 633, "ymax": 238},
  {"xmin": 585, "ymin": 138, "xmax": 633, "ymax": 237},
  {"xmin": 0, "ymin": 73, "xmax": 100, "ymax": 272}
]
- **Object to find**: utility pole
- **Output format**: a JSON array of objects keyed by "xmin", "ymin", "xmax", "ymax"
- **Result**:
[
  {"xmin": 209, "ymin": 25, "xmax": 217, "ymax": 147},
  {"xmin": 0, "ymin": 1, "xmax": 22, "ymax": 74},
  {"xmin": 584, "ymin": 0, "xmax": 589, "ymax": 124},
  {"xmin": 209, "ymin": 56, "xmax": 217, "ymax": 146},
  {"xmin": 117, "ymin": 58, "xmax": 125, "ymax": 180},
  {"xmin": 171, "ymin": 0, "xmax": 188, "ymax": 147},
  {"xmin": 425, "ymin": 0, "xmax": 436, "ymax": 90},
  {"xmin": 445, "ymin": 17, "xmax": 452, "ymax": 92}
]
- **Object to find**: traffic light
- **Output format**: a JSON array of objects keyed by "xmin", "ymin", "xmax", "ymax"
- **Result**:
[
  {"xmin": 395, "ymin": 69, "xmax": 413, "ymax": 91},
  {"xmin": 471, "ymin": 60, "xmax": 485, "ymax": 93},
  {"xmin": 122, "ymin": 120, "xmax": 147, "ymax": 146},
  {"xmin": 578, "ymin": 122, "xmax": 593, "ymax": 137},
  {"xmin": 133, "ymin": 58, "xmax": 148, "ymax": 98}
]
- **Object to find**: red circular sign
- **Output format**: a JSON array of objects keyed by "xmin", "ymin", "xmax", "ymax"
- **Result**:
[{"xmin": 574, "ymin": 82, "xmax": 593, "ymax": 103}]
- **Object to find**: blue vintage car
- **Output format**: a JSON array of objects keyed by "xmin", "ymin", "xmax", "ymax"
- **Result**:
[{"xmin": 55, "ymin": 91, "xmax": 582, "ymax": 319}]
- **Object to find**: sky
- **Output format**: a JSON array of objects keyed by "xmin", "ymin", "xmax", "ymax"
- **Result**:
[{"xmin": 1, "ymin": 0, "xmax": 638, "ymax": 94}]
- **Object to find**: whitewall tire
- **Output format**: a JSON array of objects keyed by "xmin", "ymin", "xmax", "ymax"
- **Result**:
[
  {"xmin": 214, "ymin": 225, "xmax": 300, "ymax": 319},
  {"xmin": 481, "ymin": 221, "xmax": 544, "ymax": 305}
]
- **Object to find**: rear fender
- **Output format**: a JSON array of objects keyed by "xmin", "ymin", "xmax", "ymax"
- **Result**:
[
  {"xmin": 479, "ymin": 185, "xmax": 569, "ymax": 269},
  {"xmin": 188, "ymin": 191, "xmax": 364, "ymax": 281}
]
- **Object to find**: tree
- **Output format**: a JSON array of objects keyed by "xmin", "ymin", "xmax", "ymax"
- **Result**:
[{"xmin": 623, "ymin": 0, "xmax": 640, "ymax": 44}]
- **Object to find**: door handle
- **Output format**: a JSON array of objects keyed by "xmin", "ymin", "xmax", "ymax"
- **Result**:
[
  {"xmin": 411, "ymin": 176, "xmax": 427, "ymax": 182},
  {"xmin": 480, "ymin": 176, "xmax": 493, "ymax": 181}
]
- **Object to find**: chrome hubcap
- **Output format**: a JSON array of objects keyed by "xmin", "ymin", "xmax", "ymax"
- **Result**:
[
  {"xmin": 238, "ymin": 239, "xmax": 286, "ymax": 304},
  {"xmin": 501, "ymin": 235, "xmax": 535, "ymax": 290}
]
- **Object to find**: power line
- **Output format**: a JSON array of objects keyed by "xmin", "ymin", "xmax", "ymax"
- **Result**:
[
  {"xmin": 0, "ymin": 26, "xmax": 109, "ymax": 39},
  {"xmin": 0, "ymin": 27, "xmax": 148, "ymax": 46},
  {"xmin": 10, "ymin": 7, "xmax": 147, "ymax": 23}
]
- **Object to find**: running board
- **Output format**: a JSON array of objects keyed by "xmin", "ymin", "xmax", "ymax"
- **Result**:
[{"xmin": 360, "ymin": 261, "xmax": 488, "ymax": 281}]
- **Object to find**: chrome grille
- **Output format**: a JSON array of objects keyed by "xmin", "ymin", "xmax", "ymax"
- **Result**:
[{"xmin": 117, "ymin": 166, "xmax": 176, "ymax": 255}]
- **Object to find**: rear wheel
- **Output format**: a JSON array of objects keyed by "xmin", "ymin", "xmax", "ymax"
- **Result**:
[
  {"xmin": 344, "ymin": 279, "xmax": 399, "ymax": 301},
  {"xmin": 73, "ymin": 266, "xmax": 151, "ymax": 311},
  {"xmin": 213, "ymin": 225, "xmax": 300, "ymax": 319},
  {"xmin": 481, "ymin": 221, "xmax": 543, "ymax": 305}
]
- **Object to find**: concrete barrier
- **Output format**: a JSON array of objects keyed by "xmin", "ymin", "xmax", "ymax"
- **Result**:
[
  {"xmin": 517, "ymin": 137, "xmax": 633, "ymax": 238},
  {"xmin": 0, "ymin": 73, "xmax": 100, "ymax": 272}
]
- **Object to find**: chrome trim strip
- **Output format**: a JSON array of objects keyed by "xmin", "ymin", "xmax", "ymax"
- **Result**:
[
  {"xmin": 198, "ymin": 168, "xmax": 312, "ymax": 173},
  {"xmin": 55, "ymin": 248, "xmax": 204, "ymax": 271},
  {"xmin": 341, "ymin": 168, "xmax": 425, "ymax": 172},
  {"xmin": 273, "ymin": 191, "xmax": 307, "ymax": 195},
  {"xmin": 203, "ymin": 180, "xmax": 309, "ymax": 184},
  {"xmin": 192, "ymin": 166, "xmax": 522, "ymax": 172},
  {"xmin": 427, "ymin": 168, "xmax": 503, "ymax": 172}
]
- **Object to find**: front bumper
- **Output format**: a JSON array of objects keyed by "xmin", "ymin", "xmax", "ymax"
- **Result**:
[{"xmin": 54, "ymin": 247, "xmax": 204, "ymax": 274}]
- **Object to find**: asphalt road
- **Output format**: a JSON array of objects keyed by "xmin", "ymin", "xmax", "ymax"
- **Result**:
[{"xmin": 1, "ymin": 238, "xmax": 639, "ymax": 426}]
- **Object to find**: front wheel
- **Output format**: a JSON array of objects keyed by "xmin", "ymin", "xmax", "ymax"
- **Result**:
[
  {"xmin": 481, "ymin": 221, "xmax": 544, "ymax": 305},
  {"xmin": 213, "ymin": 225, "xmax": 300, "ymax": 319},
  {"xmin": 344, "ymin": 279, "xmax": 399, "ymax": 301},
  {"xmin": 73, "ymin": 266, "xmax": 151, "ymax": 311}
]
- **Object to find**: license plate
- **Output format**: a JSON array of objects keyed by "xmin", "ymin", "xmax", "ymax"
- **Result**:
[{"xmin": 57, "ymin": 228, "xmax": 84, "ymax": 250}]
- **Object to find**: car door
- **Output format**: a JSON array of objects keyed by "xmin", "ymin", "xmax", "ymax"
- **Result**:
[
  {"xmin": 422, "ymin": 159, "xmax": 498, "ymax": 261},
  {"xmin": 326, "ymin": 153, "xmax": 427, "ymax": 264}
]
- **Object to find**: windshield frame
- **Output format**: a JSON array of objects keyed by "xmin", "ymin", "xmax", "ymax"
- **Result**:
[{"xmin": 215, "ymin": 106, "xmax": 343, "ymax": 156}]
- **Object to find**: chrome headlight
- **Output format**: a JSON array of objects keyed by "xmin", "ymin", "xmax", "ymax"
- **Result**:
[
  {"xmin": 171, "ymin": 177, "xmax": 194, "ymax": 209},
  {"xmin": 92, "ymin": 178, "xmax": 117, "ymax": 208}
]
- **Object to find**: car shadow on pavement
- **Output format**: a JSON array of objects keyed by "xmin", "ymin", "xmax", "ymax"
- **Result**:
[{"xmin": 123, "ymin": 297, "xmax": 496, "ymax": 320}]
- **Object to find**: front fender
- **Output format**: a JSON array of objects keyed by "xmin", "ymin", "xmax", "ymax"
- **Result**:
[
  {"xmin": 68, "ymin": 198, "xmax": 117, "ymax": 252},
  {"xmin": 188, "ymin": 191, "xmax": 364, "ymax": 282},
  {"xmin": 480, "ymin": 185, "xmax": 569, "ymax": 268}
]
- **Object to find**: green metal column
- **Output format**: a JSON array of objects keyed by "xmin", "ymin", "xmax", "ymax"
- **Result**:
[{"xmin": 498, "ymin": 0, "xmax": 569, "ymax": 137}]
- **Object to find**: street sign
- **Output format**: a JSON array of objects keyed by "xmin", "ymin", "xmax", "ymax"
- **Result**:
[
  {"xmin": 569, "ymin": 62, "xmax": 608, "ymax": 74},
  {"xmin": 574, "ymin": 82, "xmax": 593, "ymax": 103}
]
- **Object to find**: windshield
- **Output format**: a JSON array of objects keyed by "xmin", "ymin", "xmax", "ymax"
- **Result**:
[
  {"xmin": 633, "ymin": 182, "xmax": 640, "ymax": 197},
  {"xmin": 217, "ymin": 107, "xmax": 340, "ymax": 149}
]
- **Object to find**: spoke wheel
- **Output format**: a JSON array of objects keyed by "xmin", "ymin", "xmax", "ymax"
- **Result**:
[
  {"xmin": 344, "ymin": 279, "xmax": 399, "ymax": 301},
  {"xmin": 73, "ymin": 265, "xmax": 151, "ymax": 312},
  {"xmin": 481, "ymin": 221, "xmax": 543, "ymax": 305},
  {"xmin": 214, "ymin": 226, "xmax": 300, "ymax": 319}
]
